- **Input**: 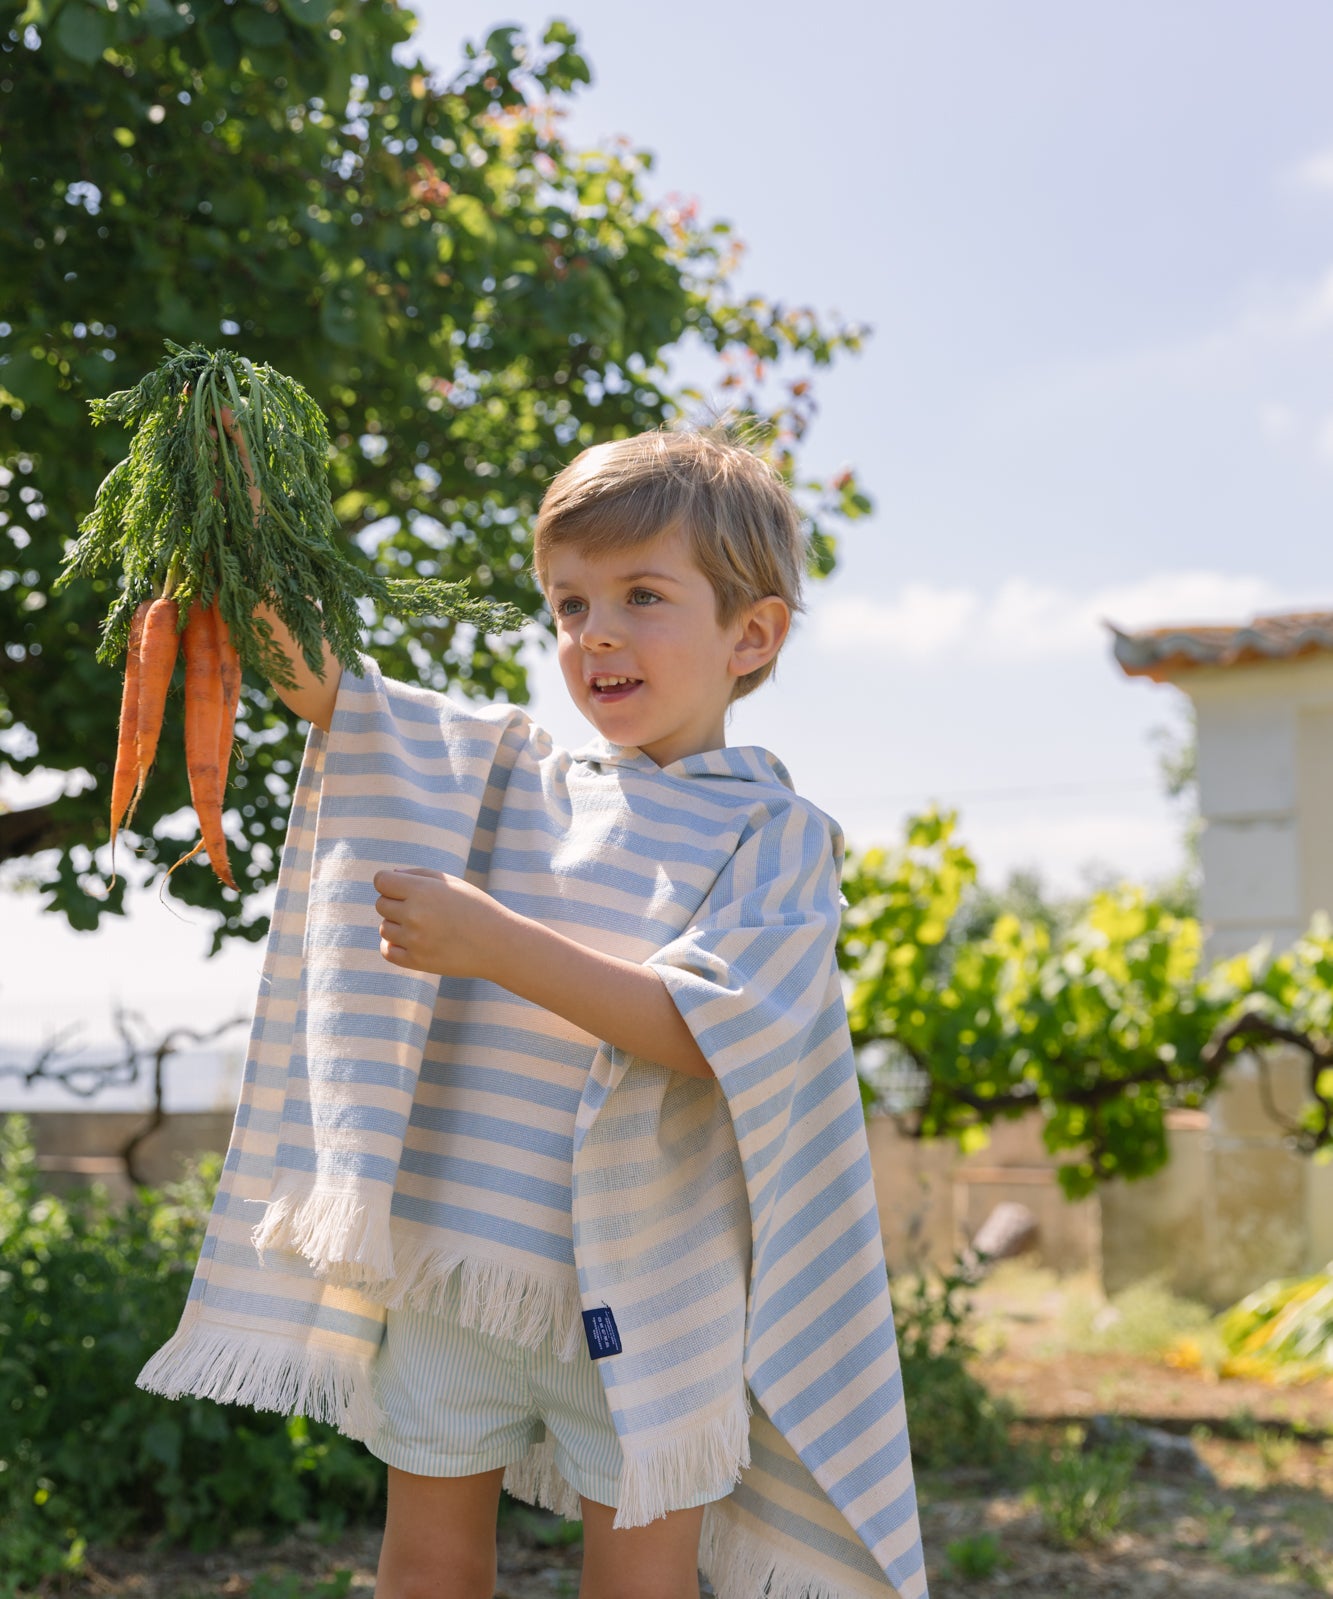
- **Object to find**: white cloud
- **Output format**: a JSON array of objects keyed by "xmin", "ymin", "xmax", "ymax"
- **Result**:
[
  {"xmin": 1285, "ymin": 148, "xmax": 1333, "ymax": 193},
  {"xmin": 805, "ymin": 584, "xmax": 979, "ymax": 661},
  {"xmin": 1314, "ymin": 412, "xmax": 1333, "ymax": 460},
  {"xmin": 994, "ymin": 268, "xmax": 1333, "ymax": 432},
  {"xmin": 811, "ymin": 570, "xmax": 1293, "ymax": 663}
]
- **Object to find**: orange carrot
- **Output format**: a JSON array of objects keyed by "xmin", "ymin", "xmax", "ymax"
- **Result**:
[
  {"xmin": 170, "ymin": 600, "xmax": 236, "ymax": 890},
  {"xmin": 108, "ymin": 598, "xmax": 151, "ymax": 886},
  {"xmin": 135, "ymin": 593, "xmax": 181, "ymax": 795},
  {"xmin": 212, "ymin": 599, "xmax": 241, "ymax": 804}
]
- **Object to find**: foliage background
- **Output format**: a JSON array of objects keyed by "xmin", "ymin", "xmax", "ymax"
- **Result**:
[
  {"xmin": 0, "ymin": 1118, "xmax": 385, "ymax": 1592},
  {"xmin": 0, "ymin": 0, "xmax": 870, "ymax": 946}
]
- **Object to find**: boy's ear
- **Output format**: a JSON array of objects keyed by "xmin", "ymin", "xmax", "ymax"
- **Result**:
[{"xmin": 729, "ymin": 596, "xmax": 790, "ymax": 677}]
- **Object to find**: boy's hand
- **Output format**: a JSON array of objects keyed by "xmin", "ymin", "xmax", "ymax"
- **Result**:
[{"xmin": 373, "ymin": 867, "xmax": 510, "ymax": 980}]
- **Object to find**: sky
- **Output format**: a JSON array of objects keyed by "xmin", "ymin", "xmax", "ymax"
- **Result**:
[{"xmin": 4, "ymin": 2, "xmax": 1333, "ymax": 1073}]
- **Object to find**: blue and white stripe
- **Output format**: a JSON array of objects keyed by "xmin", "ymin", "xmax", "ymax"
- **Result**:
[{"xmin": 138, "ymin": 656, "xmax": 928, "ymax": 1599}]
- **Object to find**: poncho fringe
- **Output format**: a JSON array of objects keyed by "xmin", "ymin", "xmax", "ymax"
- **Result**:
[
  {"xmin": 699, "ymin": 1514, "xmax": 882, "ymax": 1599},
  {"xmin": 615, "ymin": 1399, "xmax": 752, "ymax": 1529},
  {"xmin": 253, "ymin": 1204, "xmax": 587, "ymax": 1361},
  {"xmin": 252, "ymin": 1180, "xmax": 397, "ymax": 1283},
  {"xmin": 136, "ymin": 1309, "xmax": 385, "ymax": 1439}
]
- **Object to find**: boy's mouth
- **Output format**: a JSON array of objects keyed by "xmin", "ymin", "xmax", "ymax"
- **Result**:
[{"xmin": 589, "ymin": 674, "xmax": 642, "ymax": 702}]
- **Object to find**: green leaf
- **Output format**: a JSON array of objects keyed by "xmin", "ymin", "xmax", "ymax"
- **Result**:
[
  {"xmin": 276, "ymin": 0, "xmax": 335, "ymax": 28},
  {"xmin": 52, "ymin": 0, "xmax": 114, "ymax": 63},
  {"xmin": 318, "ymin": 287, "xmax": 361, "ymax": 349},
  {"xmin": 141, "ymin": 1416, "xmax": 183, "ymax": 1472},
  {"xmin": 142, "ymin": 0, "xmax": 192, "ymax": 39},
  {"xmin": 1, "ymin": 350, "xmax": 61, "ymax": 408},
  {"xmin": 232, "ymin": 4, "xmax": 287, "ymax": 48},
  {"xmin": 200, "ymin": 14, "xmax": 241, "ymax": 69},
  {"xmin": 484, "ymin": 26, "xmax": 521, "ymax": 74}
]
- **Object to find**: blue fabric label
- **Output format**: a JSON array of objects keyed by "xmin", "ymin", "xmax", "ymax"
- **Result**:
[{"xmin": 582, "ymin": 1305, "xmax": 622, "ymax": 1360}]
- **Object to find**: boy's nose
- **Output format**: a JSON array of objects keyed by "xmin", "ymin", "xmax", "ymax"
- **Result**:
[{"xmin": 578, "ymin": 607, "xmax": 623, "ymax": 648}]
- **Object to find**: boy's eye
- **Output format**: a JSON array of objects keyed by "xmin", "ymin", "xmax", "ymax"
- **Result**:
[
  {"xmin": 629, "ymin": 589, "xmax": 660, "ymax": 606},
  {"xmin": 555, "ymin": 597, "xmax": 585, "ymax": 617}
]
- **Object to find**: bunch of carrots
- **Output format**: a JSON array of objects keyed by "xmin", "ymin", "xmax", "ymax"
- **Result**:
[
  {"xmin": 57, "ymin": 341, "xmax": 522, "ymax": 900},
  {"xmin": 112, "ymin": 585, "xmax": 241, "ymax": 891}
]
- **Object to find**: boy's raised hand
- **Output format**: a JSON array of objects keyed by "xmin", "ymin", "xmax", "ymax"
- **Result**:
[{"xmin": 374, "ymin": 867, "xmax": 511, "ymax": 980}]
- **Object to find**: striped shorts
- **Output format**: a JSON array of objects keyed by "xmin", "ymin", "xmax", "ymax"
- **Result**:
[{"xmin": 365, "ymin": 1273, "xmax": 715, "ymax": 1513}]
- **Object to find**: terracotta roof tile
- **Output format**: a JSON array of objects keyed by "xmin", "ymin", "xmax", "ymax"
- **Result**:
[{"xmin": 1109, "ymin": 608, "xmax": 1333, "ymax": 680}]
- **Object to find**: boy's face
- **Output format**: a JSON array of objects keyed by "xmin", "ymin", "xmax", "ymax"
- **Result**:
[{"xmin": 546, "ymin": 523, "xmax": 763, "ymax": 767}]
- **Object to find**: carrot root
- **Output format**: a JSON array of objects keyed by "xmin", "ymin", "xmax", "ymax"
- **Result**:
[
  {"xmin": 180, "ymin": 600, "xmax": 237, "ymax": 890},
  {"xmin": 135, "ymin": 593, "xmax": 182, "ymax": 792},
  {"xmin": 213, "ymin": 600, "xmax": 242, "ymax": 806},
  {"xmin": 108, "ymin": 598, "xmax": 152, "ymax": 889},
  {"xmin": 164, "ymin": 837, "xmax": 207, "ymax": 884}
]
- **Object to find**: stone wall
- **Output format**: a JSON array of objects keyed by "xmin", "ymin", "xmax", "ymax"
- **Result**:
[
  {"xmin": 1100, "ymin": 1052, "xmax": 1333, "ymax": 1307},
  {"xmin": 20, "ymin": 1093, "xmax": 1327, "ymax": 1311},
  {"xmin": 866, "ymin": 1110, "xmax": 1101, "ymax": 1278},
  {"xmin": 23, "ymin": 1109, "xmax": 234, "ymax": 1204}
]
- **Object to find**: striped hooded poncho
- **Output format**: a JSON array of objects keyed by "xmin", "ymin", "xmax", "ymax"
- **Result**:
[{"xmin": 138, "ymin": 657, "xmax": 929, "ymax": 1599}]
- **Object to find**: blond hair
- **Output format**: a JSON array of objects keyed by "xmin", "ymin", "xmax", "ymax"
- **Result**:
[{"xmin": 532, "ymin": 425, "xmax": 807, "ymax": 702}]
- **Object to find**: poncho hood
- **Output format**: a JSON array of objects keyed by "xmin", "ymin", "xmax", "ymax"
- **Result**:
[{"xmin": 570, "ymin": 734, "xmax": 801, "ymax": 790}]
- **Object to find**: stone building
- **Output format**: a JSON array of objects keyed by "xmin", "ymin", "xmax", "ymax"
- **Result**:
[
  {"xmin": 1099, "ymin": 607, "xmax": 1333, "ymax": 1303},
  {"xmin": 864, "ymin": 608, "xmax": 1333, "ymax": 1305}
]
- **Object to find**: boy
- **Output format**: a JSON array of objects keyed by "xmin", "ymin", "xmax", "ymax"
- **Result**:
[{"xmin": 139, "ymin": 427, "xmax": 929, "ymax": 1599}]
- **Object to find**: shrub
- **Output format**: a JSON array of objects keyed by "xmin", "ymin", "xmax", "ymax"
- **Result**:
[
  {"xmin": 1027, "ymin": 1425, "xmax": 1137, "ymax": 1547},
  {"xmin": 1062, "ymin": 1271, "xmax": 1213, "ymax": 1358},
  {"xmin": 0, "ymin": 1116, "xmax": 384, "ymax": 1592},
  {"xmin": 891, "ymin": 1254, "xmax": 1014, "ymax": 1473},
  {"xmin": 944, "ymin": 1530, "xmax": 1005, "ymax": 1578}
]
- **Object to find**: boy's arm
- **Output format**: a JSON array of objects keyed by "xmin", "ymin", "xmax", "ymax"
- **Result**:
[
  {"xmin": 374, "ymin": 868, "xmax": 714, "ymax": 1079},
  {"xmin": 491, "ymin": 917, "xmax": 715, "ymax": 1080}
]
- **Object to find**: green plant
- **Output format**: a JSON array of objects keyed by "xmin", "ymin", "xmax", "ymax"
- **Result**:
[
  {"xmin": 843, "ymin": 813, "xmax": 1333, "ymax": 1181},
  {"xmin": 1200, "ymin": 1503, "xmax": 1284, "ymax": 1577},
  {"xmin": 499, "ymin": 1498, "xmax": 584, "ymax": 1549},
  {"xmin": 891, "ymin": 1254, "xmax": 1014, "ymax": 1473},
  {"xmin": 943, "ymin": 1530, "xmax": 1004, "ymax": 1578},
  {"xmin": 1028, "ymin": 1426, "xmax": 1136, "ymax": 1548},
  {"xmin": 1062, "ymin": 1273, "xmax": 1213, "ymax": 1358},
  {"xmin": 1226, "ymin": 1413, "xmax": 1300, "ymax": 1484},
  {"xmin": 247, "ymin": 1571, "xmax": 355, "ymax": 1599},
  {"xmin": 1279, "ymin": 1544, "xmax": 1333, "ymax": 1592},
  {"xmin": 0, "ymin": 1116, "xmax": 385, "ymax": 1589}
]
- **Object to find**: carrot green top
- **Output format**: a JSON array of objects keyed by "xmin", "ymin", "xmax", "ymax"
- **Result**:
[{"xmin": 53, "ymin": 341, "xmax": 523, "ymax": 690}]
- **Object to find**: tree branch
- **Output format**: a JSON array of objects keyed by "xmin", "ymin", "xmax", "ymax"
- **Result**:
[
  {"xmin": 0, "ymin": 800, "xmax": 78, "ymax": 862},
  {"xmin": 869, "ymin": 1009, "xmax": 1333, "ymax": 1155}
]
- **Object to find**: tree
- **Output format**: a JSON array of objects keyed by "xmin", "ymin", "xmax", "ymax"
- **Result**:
[
  {"xmin": 0, "ymin": 0, "xmax": 871, "ymax": 946},
  {"xmin": 841, "ymin": 808, "xmax": 1333, "ymax": 1194}
]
